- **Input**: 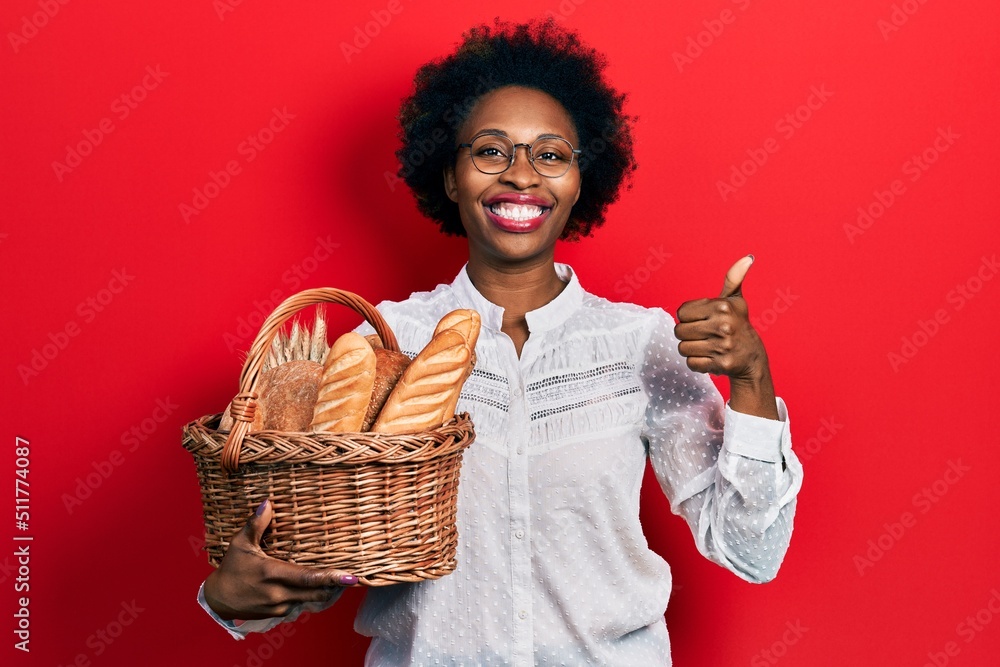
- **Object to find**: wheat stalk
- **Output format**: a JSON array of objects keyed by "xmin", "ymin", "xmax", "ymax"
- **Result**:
[
  {"xmin": 262, "ymin": 307, "xmax": 330, "ymax": 371},
  {"xmin": 221, "ymin": 308, "xmax": 332, "ymax": 431}
]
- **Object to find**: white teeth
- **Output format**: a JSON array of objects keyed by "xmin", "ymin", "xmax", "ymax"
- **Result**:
[{"xmin": 489, "ymin": 202, "xmax": 545, "ymax": 221}]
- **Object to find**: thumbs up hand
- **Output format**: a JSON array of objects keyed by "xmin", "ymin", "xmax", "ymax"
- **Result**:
[
  {"xmin": 674, "ymin": 255, "xmax": 779, "ymax": 419},
  {"xmin": 719, "ymin": 254, "xmax": 754, "ymax": 299}
]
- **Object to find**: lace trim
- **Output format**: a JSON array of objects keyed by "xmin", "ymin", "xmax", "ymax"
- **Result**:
[
  {"xmin": 525, "ymin": 361, "xmax": 633, "ymax": 391},
  {"xmin": 527, "ymin": 361, "xmax": 639, "ymax": 420},
  {"xmin": 530, "ymin": 386, "xmax": 641, "ymax": 421},
  {"xmin": 460, "ymin": 365, "xmax": 511, "ymax": 413}
]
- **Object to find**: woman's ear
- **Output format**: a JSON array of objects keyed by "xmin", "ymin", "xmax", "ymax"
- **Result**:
[{"xmin": 443, "ymin": 166, "xmax": 458, "ymax": 203}]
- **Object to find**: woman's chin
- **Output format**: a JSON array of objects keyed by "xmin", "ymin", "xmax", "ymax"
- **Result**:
[{"xmin": 476, "ymin": 237, "xmax": 557, "ymax": 265}]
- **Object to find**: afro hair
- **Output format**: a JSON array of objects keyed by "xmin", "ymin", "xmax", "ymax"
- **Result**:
[{"xmin": 395, "ymin": 17, "xmax": 638, "ymax": 240}]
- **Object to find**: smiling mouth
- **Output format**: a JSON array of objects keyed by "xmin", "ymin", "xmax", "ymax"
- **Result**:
[{"xmin": 487, "ymin": 202, "xmax": 549, "ymax": 221}]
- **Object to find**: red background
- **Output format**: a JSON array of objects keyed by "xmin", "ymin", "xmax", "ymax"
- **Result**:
[{"xmin": 3, "ymin": 1, "xmax": 999, "ymax": 665}]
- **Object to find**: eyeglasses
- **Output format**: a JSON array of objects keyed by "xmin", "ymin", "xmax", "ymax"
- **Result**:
[{"xmin": 458, "ymin": 133, "xmax": 582, "ymax": 178}]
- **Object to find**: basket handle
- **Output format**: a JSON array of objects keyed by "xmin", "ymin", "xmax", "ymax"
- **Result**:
[{"xmin": 220, "ymin": 288, "xmax": 398, "ymax": 474}]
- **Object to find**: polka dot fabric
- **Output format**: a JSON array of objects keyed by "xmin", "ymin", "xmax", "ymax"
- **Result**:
[{"xmin": 198, "ymin": 263, "xmax": 804, "ymax": 666}]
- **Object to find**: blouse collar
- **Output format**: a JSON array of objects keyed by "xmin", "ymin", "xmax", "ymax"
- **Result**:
[{"xmin": 451, "ymin": 263, "xmax": 583, "ymax": 334}]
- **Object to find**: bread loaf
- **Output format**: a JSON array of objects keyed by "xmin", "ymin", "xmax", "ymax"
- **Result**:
[
  {"xmin": 372, "ymin": 329, "xmax": 471, "ymax": 435},
  {"xmin": 311, "ymin": 332, "xmax": 377, "ymax": 433},
  {"xmin": 433, "ymin": 309, "xmax": 481, "ymax": 351},
  {"xmin": 432, "ymin": 309, "xmax": 480, "ymax": 421},
  {"xmin": 218, "ymin": 359, "xmax": 324, "ymax": 432},
  {"xmin": 257, "ymin": 360, "xmax": 324, "ymax": 431},
  {"xmin": 363, "ymin": 345, "xmax": 411, "ymax": 431}
]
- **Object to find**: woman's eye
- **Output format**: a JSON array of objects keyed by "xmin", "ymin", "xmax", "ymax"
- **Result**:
[
  {"xmin": 532, "ymin": 140, "xmax": 571, "ymax": 163},
  {"xmin": 476, "ymin": 146, "xmax": 508, "ymax": 159}
]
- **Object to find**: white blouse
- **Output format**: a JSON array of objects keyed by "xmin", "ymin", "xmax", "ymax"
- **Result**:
[{"xmin": 198, "ymin": 263, "xmax": 803, "ymax": 666}]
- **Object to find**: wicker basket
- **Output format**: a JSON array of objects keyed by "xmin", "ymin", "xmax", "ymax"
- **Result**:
[{"xmin": 182, "ymin": 288, "xmax": 476, "ymax": 586}]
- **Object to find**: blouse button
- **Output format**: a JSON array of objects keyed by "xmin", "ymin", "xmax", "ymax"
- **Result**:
[
  {"xmin": 514, "ymin": 529, "xmax": 525, "ymax": 539},
  {"xmin": 516, "ymin": 446, "xmax": 524, "ymax": 455},
  {"xmin": 518, "ymin": 610, "xmax": 527, "ymax": 620}
]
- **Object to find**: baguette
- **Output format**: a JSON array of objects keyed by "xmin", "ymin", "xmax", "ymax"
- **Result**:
[
  {"xmin": 311, "ymin": 332, "xmax": 377, "ymax": 433},
  {"xmin": 432, "ymin": 309, "xmax": 480, "ymax": 421},
  {"xmin": 433, "ymin": 309, "xmax": 481, "ymax": 351},
  {"xmin": 372, "ymin": 329, "xmax": 471, "ymax": 434}
]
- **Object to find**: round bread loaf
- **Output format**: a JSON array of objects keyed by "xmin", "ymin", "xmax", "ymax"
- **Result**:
[{"xmin": 217, "ymin": 359, "xmax": 323, "ymax": 433}]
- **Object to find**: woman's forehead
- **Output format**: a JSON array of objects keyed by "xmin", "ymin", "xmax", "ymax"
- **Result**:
[{"xmin": 460, "ymin": 85, "xmax": 578, "ymax": 142}]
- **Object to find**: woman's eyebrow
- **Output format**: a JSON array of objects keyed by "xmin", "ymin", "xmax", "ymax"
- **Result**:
[{"xmin": 471, "ymin": 129, "xmax": 570, "ymax": 140}]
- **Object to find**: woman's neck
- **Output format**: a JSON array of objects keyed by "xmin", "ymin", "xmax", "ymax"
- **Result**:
[
  {"xmin": 465, "ymin": 254, "xmax": 566, "ymax": 320},
  {"xmin": 465, "ymin": 252, "xmax": 567, "ymax": 357}
]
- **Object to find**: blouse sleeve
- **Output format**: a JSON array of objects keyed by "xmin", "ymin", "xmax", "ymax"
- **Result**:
[{"xmin": 639, "ymin": 308, "xmax": 803, "ymax": 583}]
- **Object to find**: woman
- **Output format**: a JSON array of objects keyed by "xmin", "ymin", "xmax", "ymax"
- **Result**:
[{"xmin": 200, "ymin": 18, "xmax": 803, "ymax": 665}]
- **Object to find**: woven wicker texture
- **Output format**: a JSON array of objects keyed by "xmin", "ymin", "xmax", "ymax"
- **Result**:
[{"xmin": 181, "ymin": 288, "xmax": 476, "ymax": 586}]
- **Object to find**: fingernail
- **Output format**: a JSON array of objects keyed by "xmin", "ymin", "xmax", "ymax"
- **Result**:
[
  {"xmin": 747, "ymin": 254, "xmax": 755, "ymax": 263},
  {"xmin": 337, "ymin": 574, "xmax": 358, "ymax": 586},
  {"xmin": 255, "ymin": 499, "xmax": 268, "ymax": 516}
]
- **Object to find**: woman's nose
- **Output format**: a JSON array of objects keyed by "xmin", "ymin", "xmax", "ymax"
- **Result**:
[{"xmin": 500, "ymin": 144, "xmax": 540, "ymax": 188}]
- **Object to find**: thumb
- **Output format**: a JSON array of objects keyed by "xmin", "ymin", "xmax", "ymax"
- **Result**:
[
  {"xmin": 720, "ymin": 254, "xmax": 754, "ymax": 298},
  {"xmin": 239, "ymin": 498, "xmax": 273, "ymax": 547}
]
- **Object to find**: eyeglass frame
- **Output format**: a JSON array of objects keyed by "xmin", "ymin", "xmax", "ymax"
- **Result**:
[{"xmin": 456, "ymin": 133, "xmax": 583, "ymax": 178}]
